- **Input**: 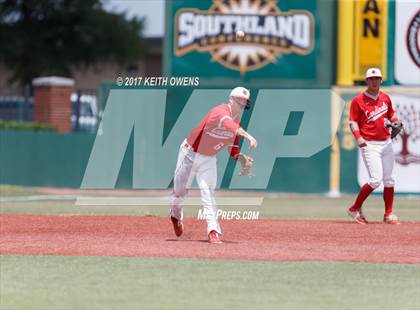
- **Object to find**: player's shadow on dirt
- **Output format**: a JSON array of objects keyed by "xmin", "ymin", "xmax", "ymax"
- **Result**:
[{"xmin": 165, "ymin": 238, "xmax": 239, "ymax": 244}]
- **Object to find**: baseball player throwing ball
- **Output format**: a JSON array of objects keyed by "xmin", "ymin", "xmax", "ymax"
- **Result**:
[
  {"xmin": 348, "ymin": 68, "xmax": 403, "ymax": 225},
  {"xmin": 170, "ymin": 87, "xmax": 257, "ymax": 243}
]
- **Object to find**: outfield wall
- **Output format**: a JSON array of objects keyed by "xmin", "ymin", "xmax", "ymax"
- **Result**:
[
  {"xmin": 0, "ymin": 86, "xmax": 333, "ymax": 192},
  {"xmin": 2, "ymin": 87, "xmax": 418, "ymax": 193},
  {"xmin": 0, "ymin": 129, "xmax": 331, "ymax": 192}
]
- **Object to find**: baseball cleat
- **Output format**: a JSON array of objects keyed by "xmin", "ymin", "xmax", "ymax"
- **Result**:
[
  {"xmin": 208, "ymin": 230, "xmax": 222, "ymax": 244},
  {"xmin": 347, "ymin": 208, "xmax": 368, "ymax": 224},
  {"xmin": 170, "ymin": 216, "xmax": 183, "ymax": 237},
  {"xmin": 358, "ymin": 210, "xmax": 369, "ymax": 224},
  {"xmin": 384, "ymin": 214, "xmax": 400, "ymax": 225}
]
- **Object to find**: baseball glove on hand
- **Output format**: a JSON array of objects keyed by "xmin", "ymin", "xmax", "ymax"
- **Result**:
[
  {"xmin": 386, "ymin": 121, "xmax": 403, "ymax": 139},
  {"xmin": 237, "ymin": 153, "xmax": 254, "ymax": 176}
]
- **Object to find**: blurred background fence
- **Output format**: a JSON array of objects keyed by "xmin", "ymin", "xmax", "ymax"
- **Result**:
[
  {"xmin": 0, "ymin": 89, "xmax": 98, "ymax": 133},
  {"xmin": 0, "ymin": 94, "xmax": 33, "ymax": 122}
]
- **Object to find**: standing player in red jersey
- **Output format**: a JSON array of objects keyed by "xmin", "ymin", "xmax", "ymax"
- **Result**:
[
  {"xmin": 347, "ymin": 68, "xmax": 402, "ymax": 225},
  {"xmin": 170, "ymin": 87, "xmax": 257, "ymax": 243}
]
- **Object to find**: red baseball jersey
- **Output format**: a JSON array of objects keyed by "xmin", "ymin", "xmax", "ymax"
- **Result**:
[
  {"xmin": 187, "ymin": 103, "xmax": 241, "ymax": 157},
  {"xmin": 349, "ymin": 91, "xmax": 395, "ymax": 141}
]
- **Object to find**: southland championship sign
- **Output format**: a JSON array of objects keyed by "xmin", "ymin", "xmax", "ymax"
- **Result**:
[{"xmin": 174, "ymin": 0, "xmax": 314, "ymax": 74}]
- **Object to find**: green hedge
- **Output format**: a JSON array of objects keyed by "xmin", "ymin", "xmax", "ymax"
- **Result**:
[{"xmin": 0, "ymin": 121, "xmax": 56, "ymax": 132}]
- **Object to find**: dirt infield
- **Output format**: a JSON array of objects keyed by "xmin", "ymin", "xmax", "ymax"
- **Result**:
[{"xmin": 1, "ymin": 214, "xmax": 419, "ymax": 264}]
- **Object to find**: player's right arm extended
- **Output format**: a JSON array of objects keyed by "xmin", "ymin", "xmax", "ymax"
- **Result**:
[
  {"xmin": 222, "ymin": 117, "xmax": 257, "ymax": 149},
  {"xmin": 236, "ymin": 127, "xmax": 257, "ymax": 149}
]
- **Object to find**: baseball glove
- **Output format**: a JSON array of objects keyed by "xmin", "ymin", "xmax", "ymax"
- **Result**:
[
  {"xmin": 237, "ymin": 153, "xmax": 254, "ymax": 176},
  {"xmin": 386, "ymin": 121, "xmax": 403, "ymax": 139}
]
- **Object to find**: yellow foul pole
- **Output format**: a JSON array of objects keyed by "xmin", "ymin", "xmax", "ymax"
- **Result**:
[{"xmin": 336, "ymin": 0, "xmax": 355, "ymax": 86}]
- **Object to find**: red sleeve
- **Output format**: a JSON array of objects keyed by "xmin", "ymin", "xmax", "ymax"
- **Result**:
[
  {"xmin": 222, "ymin": 117, "xmax": 240, "ymax": 133},
  {"xmin": 228, "ymin": 135, "xmax": 240, "ymax": 159},
  {"xmin": 349, "ymin": 98, "xmax": 360, "ymax": 122}
]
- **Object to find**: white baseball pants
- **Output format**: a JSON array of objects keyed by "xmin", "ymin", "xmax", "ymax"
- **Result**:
[
  {"xmin": 170, "ymin": 140, "xmax": 221, "ymax": 234},
  {"xmin": 360, "ymin": 139, "xmax": 395, "ymax": 189}
]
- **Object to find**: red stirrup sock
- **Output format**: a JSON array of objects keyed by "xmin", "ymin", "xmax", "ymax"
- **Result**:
[
  {"xmin": 350, "ymin": 183, "xmax": 374, "ymax": 211},
  {"xmin": 383, "ymin": 187, "xmax": 394, "ymax": 216}
]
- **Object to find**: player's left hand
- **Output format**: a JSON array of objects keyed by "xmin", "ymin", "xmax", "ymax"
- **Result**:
[{"xmin": 237, "ymin": 153, "xmax": 254, "ymax": 176}]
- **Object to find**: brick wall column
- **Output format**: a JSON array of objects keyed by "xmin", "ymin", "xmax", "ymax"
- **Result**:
[{"xmin": 32, "ymin": 76, "xmax": 75, "ymax": 133}]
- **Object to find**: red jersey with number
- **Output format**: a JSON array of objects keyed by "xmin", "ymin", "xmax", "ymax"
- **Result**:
[
  {"xmin": 349, "ymin": 91, "xmax": 395, "ymax": 141},
  {"xmin": 187, "ymin": 103, "xmax": 241, "ymax": 157}
]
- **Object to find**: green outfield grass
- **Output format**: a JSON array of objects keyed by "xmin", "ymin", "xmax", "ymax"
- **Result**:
[
  {"xmin": 1, "ymin": 255, "xmax": 419, "ymax": 310},
  {"xmin": 0, "ymin": 185, "xmax": 43, "ymax": 197},
  {"xmin": 1, "ymin": 195, "xmax": 419, "ymax": 221}
]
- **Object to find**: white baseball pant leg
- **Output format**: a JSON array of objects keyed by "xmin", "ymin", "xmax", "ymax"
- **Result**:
[
  {"xmin": 170, "ymin": 142, "xmax": 195, "ymax": 221},
  {"xmin": 195, "ymin": 154, "xmax": 221, "ymax": 235},
  {"xmin": 382, "ymin": 141, "xmax": 395, "ymax": 188},
  {"xmin": 360, "ymin": 140, "xmax": 394, "ymax": 189}
]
